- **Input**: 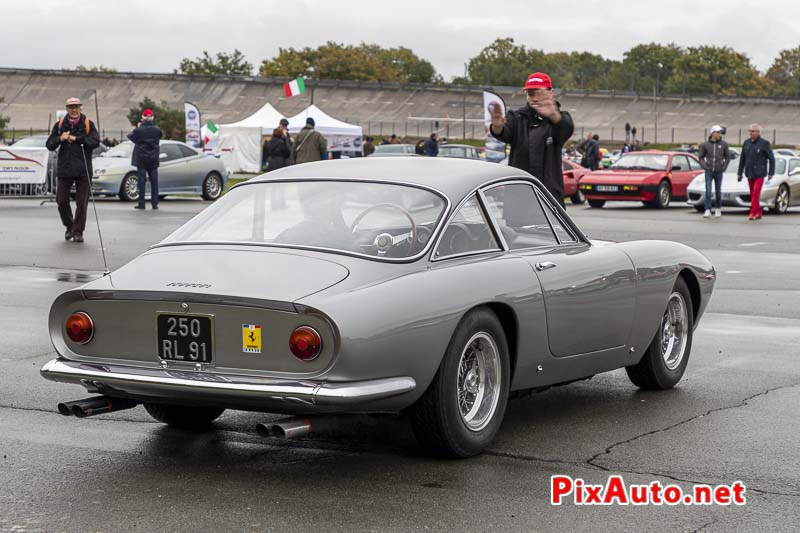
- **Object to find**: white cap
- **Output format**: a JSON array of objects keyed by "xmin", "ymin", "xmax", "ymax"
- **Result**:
[{"xmin": 710, "ymin": 125, "xmax": 723, "ymax": 134}]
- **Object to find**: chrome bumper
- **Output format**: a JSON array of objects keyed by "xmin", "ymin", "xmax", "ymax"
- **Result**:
[{"xmin": 41, "ymin": 358, "xmax": 416, "ymax": 408}]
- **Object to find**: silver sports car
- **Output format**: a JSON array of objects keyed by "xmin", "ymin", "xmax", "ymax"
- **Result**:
[
  {"xmin": 687, "ymin": 153, "xmax": 800, "ymax": 214},
  {"xmin": 41, "ymin": 158, "xmax": 715, "ymax": 457},
  {"xmin": 92, "ymin": 140, "xmax": 230, "ymax": 201}
]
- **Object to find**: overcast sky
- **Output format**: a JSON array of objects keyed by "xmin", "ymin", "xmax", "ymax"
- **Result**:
[{"xmin": 6, "ymin": 0, "xmax": 799, "ymax": 80}]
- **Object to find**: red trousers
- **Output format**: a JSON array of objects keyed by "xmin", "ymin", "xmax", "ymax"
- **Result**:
[{"xmin": 747, "ymin": 177, "xmax": 764, "ymax": 218}]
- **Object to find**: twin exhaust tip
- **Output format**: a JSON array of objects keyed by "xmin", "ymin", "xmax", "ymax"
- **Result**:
[{"xmin": 57, "ymin": 396, "xmax": 139, "ymax": 418}]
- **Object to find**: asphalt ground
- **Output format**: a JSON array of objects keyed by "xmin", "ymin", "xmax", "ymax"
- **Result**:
[{"xmin": 0, "ymin": 195, "xmax": 798, "ymax": 532}]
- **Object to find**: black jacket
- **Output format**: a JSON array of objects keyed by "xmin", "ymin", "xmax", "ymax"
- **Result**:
[
  {"xmin": 737, "ymin": 136, "xmax": 775, "ymax": 179},
  {"xmin": 46, "ymin": 114, "xmax": 100, "ymax": 178},
  {"xmin": 491, "ymin": 103, "xmax": 574, "ymax": 202},
  {"xmin": 585, "ymin": 140, "xmax": 600, "ymax": 170},
  {"xmin": 128, "ymin": 122, "xmax": 163, "ymax": 168},
  {"xmin": 265, "ymin": 135, "xmax": 291, "ymax": 172},
  {"xmin": 698, "ymin": 138, "xmax": 731, "ymax": 172}
]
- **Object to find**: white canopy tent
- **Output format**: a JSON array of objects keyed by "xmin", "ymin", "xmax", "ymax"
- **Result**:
[
  {"xmin": 286, "ymin": 105, "xmax": 363, "ymax": 154},
  {"xmin": 217, "ymin": 102, "xmax": 286, "ymax": 173}
]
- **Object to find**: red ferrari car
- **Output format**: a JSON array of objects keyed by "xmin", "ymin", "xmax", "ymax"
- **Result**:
[
  {"xmin": 562, "ymin": 158, "xmax": 588, "ymax": 204},
  {"xmin": 578, "ymin": 151, "xmax": 704, "ymax": 208}
]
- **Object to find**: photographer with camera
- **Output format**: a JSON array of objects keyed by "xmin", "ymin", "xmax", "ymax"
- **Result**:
[{"xmin": 45, "ymin": 97, "xmax": 100, "ymax": 243}]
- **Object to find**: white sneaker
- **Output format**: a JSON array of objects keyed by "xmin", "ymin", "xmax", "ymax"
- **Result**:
[
  {"xmin": 703, "ymin": 210, "xmax": 711, "ymax": 218},
  {"xmin": 714, "ymin": 209, "xmax": 722, "ymax": 217}
]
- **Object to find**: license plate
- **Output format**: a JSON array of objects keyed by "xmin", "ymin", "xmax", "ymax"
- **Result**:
[
  {"xmin": 156, "ymin": 314, "xmax": 213, "ymax": 364},
  {"xmin": 596, "ymin": 185, "xmax": 618, "ymax": 192}
]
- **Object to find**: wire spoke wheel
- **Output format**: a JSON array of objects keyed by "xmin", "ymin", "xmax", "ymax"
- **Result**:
[
  {"xmin": 661, "ymin": 291, "xmax": 688, "ymax": 371},
  {"xmin": 456, "ymin": 332, "xmax": 501, "ymax": 432},
  {"xmin": 123, "ymin": 175, "xmax": 139, "ymax": 201}
]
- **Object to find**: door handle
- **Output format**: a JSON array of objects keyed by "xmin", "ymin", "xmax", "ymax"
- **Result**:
[{"xmin": 535, "ymin": 261, "xmax": 557, "ymax": 271}]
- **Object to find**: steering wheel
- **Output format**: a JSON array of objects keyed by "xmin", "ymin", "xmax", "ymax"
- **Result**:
[{"xmin": 350, "ymin": 203, "xmax": 417, "ymax": 255}]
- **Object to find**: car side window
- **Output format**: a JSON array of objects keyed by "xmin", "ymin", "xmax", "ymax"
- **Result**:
[
  {"xmin": 671, "ymin": 155, "xmax": 690, "ymax": 171},
  {"xmin": 178, "ymin": 145, "xmax": 198, "ymax": 158},
  {"xmin": 434, "ymin": 195, "xmax": 500, "ymax": 259},
  {"xmin": 562, "ymin": 160, "xmax": 571, "ymax": 171},
  {"xmin": 160, "ymin": 144, "xmax": 184, "ymax": 162},
  {"xmin": 788, "ymin": 159, "xmax": 800, "ymax": 175},
  {"xmin": 482, "ymin": 183, "xmax": 558, "ymax": 249},
  {"xmin": 535, "ymin": 189, "xmax": 578, "ymax": 244},
  {"xmin": 688, "ymin": 157, "xmax": 702, "ymax": 171}
]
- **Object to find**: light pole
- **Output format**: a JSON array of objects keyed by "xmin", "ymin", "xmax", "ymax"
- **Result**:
[{"xmin": 654, "ymin": 62, "xmax": 663, "ymax": 144}]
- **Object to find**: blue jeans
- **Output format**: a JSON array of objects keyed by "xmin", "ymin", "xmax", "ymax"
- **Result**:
[
  {"xmin": 704, "ymin": 169, "xmax": 723, "ymax": 210},
  {"xmin": 137, "ymin": 166, "xmax": 159, "ymax": 207}
]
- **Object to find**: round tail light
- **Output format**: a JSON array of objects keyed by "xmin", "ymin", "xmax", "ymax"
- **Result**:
[
  {"xmin": 65, "ymin": 312, "xmax": 94, "ymax": 344},
  {"xmin": 289, "ymin": 326, "xmax": 322, "ymax": 361}
]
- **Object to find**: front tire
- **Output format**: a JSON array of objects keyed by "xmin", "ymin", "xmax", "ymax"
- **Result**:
[
  {"xmin": 410, "ymin": 308, "xmax": 510, "ymax": 458},
  {"xmin": 202, "ymin": 172, "xmax": 223, "ymax": 201},
  {"xmin": 571, "ymin": 190, "xmax": 586, "ymax": 204},
  {"xmin": 773, "ymin": 184, "xmax": 790, "ymax": 214},
  {"xmin": 144, "ymin": 403, "xmax": 225, "ymax": 430},
  {"xmin": 654, "ymin": 179, "xmax": 671, "ymax": 209},
  {"xmin": 119, "ymin": 173, "xmax": 139, "ymax": 202},
  {"xmin": 626, "ymin": 277, "xmax": 694, "ymax": 390},
  {"xmin": 588, "ymin": 199, "xmax": 605, "ymax": 208}
]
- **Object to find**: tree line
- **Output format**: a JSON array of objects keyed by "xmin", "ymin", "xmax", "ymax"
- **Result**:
[{"xmin": 174, "ymin": 39, "xmax": 800, "ymax": 98}]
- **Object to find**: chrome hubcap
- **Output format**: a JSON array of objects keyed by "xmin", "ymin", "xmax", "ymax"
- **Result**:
[
  {"xmin": 457, "ymin": 332, "xmax": 501, "ymax": 432},
  {"xmin": 206, "ymin": 176, "xmax": 221, "ymax": 198},
  {"xmin": 660, "ymin": 186, "xmax": 670, "ymax": 205},
  {"xmin": 661, "ymin": 292, "xmax": 688, "ymax": 371},
  {"xmin": 125, "ymin": 176, "xmax": 139, "ymax": 200}
]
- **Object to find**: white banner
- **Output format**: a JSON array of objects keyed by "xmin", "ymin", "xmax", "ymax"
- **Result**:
[
  {"xmin": 184, "ymin": 102, "xmax": 202, "ymax": 148},
  {"xmin": 327, "ymin": 135, "xmax": 363, "ymax": 153},
  {"xmin": 0, "ymin": 147, "xmax": 49, "ymax": 184},
  {"xmin": 483, "ymin": 91, "xmax": 507, "ymax": 163}
]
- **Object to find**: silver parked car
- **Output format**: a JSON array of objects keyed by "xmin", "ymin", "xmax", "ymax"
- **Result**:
[
  {"xmin": 686, "ymin": 153, "xmax": 800, "ymax": 214},
  {"xmin": 368, "ymin": 143, "xmax": 417, "ymax": 156},
  {"xmin": 41, "ymin": 158, "xmax": 715, "ymax": 457},
  {"xmin": 438, "ymin": 144, "xmax": 482, "ymax": 160},
  {"xmin": 92, "ymin": 140, "xmax": 229, "ymax": 201}
]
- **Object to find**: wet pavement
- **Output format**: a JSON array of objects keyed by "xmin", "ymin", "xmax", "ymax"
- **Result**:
[{"xmin": 0, "ymin": 198, "xmax": 798, "ymax": 532}]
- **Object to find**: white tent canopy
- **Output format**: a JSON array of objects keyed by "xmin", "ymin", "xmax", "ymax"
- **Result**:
[
  {"xmin": 217, "ymin": 102, "xmax": 286, "ymax": 173},
  {"xmin": 287, "ymin": 105, "xmax": 363, "ymax": 153}
]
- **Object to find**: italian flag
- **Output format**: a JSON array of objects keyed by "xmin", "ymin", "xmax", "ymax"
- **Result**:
[
  {"xmin": 204, "ymin": 120, "xmax": 218, "ymax": 144},
  {"xmin": 284, "ymin": 77, "xmax": 306, "ymax": 97}
]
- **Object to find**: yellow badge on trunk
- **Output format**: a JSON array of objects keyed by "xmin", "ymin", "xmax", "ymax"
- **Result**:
[{"xmin": 242, "ymin": 324, "xmax": 262, "ymax": 353}]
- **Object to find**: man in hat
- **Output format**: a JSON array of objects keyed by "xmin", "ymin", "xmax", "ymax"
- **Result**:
[
  {"xmin": 46, "ymin": 97, "xmax": 100, "ymax": 243},
  {"xmin": 291, "ymin": 117, "xmax": 327, "ymax": 165},
  {"xmin": 128, "ymin": 108, "xmax": 163, "ymax": 209},
  {"xmin": 489, "ymin": 72, "xmax": 575, "ymax": 206},
  {"xmin": 698, "ymin": 125, "xmax": 731, "ymax": 218}
]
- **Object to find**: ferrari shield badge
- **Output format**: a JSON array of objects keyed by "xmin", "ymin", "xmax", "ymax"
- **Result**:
[{"xmin": 242, "ymin": 324, "xmax": 262, "ymax": 353}]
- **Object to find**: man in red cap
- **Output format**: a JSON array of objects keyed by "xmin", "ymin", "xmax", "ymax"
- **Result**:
[
  {"xmin": 127, "ymin": 108, "xmax": 163, "ymax": 209},
  {"xmin": 489, "ymin": 72, "xmax": 574, "ymax": 206},
  {"xmin": 46, "ymin": 96, "xmax": 100, "ymax": 243}
]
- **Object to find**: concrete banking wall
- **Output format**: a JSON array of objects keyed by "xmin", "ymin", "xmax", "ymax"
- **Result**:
[{"xmin": 3, "ymin": 67, "xmax": 800, "ymax": 145}]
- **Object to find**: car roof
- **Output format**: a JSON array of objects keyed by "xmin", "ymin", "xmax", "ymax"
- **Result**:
[
  {"xmin": 440, "ymin": 144, "xmax": 474, "ymax": 148},
  {"xmin": 248, "ymin": 157, "xmax": 530, "ymax": 201}
]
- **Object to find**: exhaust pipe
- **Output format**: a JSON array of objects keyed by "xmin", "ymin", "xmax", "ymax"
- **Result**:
[
  {"xmin": 256, "ymin": 415, "xmax": 375, "ymax": 439},
  {"xmin": 57, "ymin": 396, "xmax": 139, "ymax": 418}
]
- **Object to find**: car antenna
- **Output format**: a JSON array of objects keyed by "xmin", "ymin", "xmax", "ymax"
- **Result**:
[{"xmin": 80, "ymin": 144, "xmax": 111, "ymax": 276}]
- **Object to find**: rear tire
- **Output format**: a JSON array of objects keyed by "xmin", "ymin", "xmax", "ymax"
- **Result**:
[
  {"xmin": 410, "ymin": 308, "xmax": 510, "ymax": 458},
  {"xmin": 571, "ymin": 190, "xmax": 586, "ymax": 204},
  {"xmin": 119, "ymin": 173, "xmax": 139, "ymax": 202},
  {"xmin": 588, "ymin": 199, "xmax": 605, "ymax": 208},
  {"xmin": 773, "ymin": 184, "xmax": 789, "ymax": 214},
  {"xmin": 626, "ymin": 277, "xmax": 694, "ymax": 390},
  {"xmin": 202, "ymin": 172, "xmax": 223, "ymax": 201},
  {"xmin": 144, "ymin": 403, "xmax": 225, "ymax": 430}
]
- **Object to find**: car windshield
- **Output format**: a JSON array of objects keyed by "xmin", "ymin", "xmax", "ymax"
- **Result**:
[
  {"xmin": 611, "ymin": 154, "xmax": 669, "ymax": 171},
  {"xmin": 375, "ymin": 144, "xmax": 410, "ymax": 154},
  {"xmin": 101, "ymin": 142, "xmax": 133, "ymax": 158},
  {"xmin": 11, "ymin": 136, "xmax": 48, "ymax": 147},
  {"xmin": 440, "ymin": 146, "xmax": 468, "ymax": 158},
  {"xmin": 163, "ymin": 180, "xmax": 448, "ymax": 260}
]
